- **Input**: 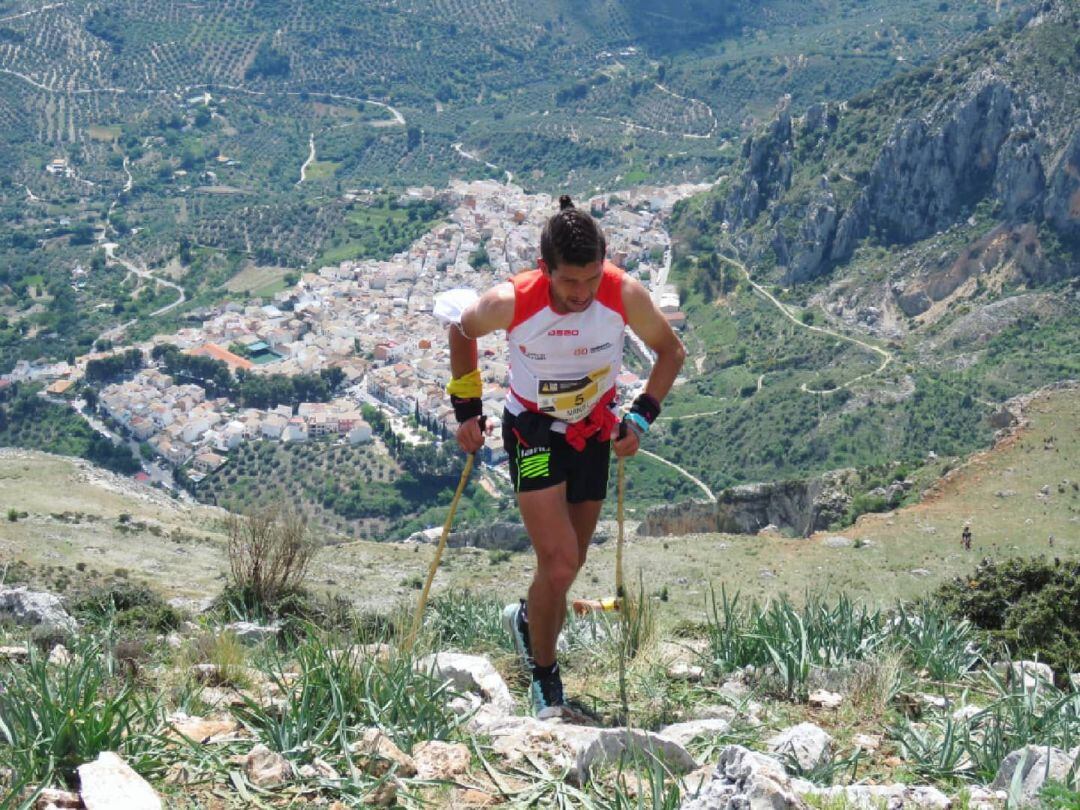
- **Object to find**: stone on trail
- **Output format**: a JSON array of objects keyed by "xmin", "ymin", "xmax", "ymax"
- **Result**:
[
  {"xmin": 412, "ymin": 740, "xmax": 473, "ymax": 780},
  {"xmin": 77, "ymin": 752, "xmax": 161, "ymax": 809},
  {"xmin": 417, "ymin": 652, "xmax": 516, "ymax": 715},
  {"xmin": 243, "ymin": 744, "xmax": 293, "ymax": 788},
  {"xmin": 679, "ymin": 745, "xmax": 808, "ymax": 810},
  {"xmin": 658, "ymin": 718, "xmax": 732, "ymax": 748},
  {"xmin": 350, "ymin": 728, "xmax": 418, "ymax": 778},
  {"xmin": 767, "ymin": 723, "xmax": 834, "ymax": 773},
  {"xmin": 808, "ymin": 689, "xmax": 843, "ymax": 709}
]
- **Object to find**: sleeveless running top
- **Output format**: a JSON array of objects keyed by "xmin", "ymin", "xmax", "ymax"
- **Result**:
[{"xmin": 505, "ymin": 261, "xmax": 627, "ymax": 432}]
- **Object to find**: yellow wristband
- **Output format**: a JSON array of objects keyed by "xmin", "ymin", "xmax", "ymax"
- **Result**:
[{"xmin": 446, "ymin": 368, "xmax": 482, "ymax": 399}]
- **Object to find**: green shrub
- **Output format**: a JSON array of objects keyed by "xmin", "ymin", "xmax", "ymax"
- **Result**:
[
  {"xmin": 936, "ymin": 558, "xmax": 1080, "ymax": 680},
  {"xmin": 71, "ymin": 581, "xmax": 184, "ymax": 632}
]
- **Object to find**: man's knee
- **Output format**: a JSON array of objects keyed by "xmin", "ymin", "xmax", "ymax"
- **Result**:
[{"xmin": 537, "ymin": 552, "xmax": 579, "ymax": 594}]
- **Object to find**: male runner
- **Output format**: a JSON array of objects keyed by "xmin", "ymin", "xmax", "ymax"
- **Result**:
[{"xmin": 445, "ymin": 195, "xmax": 685, "ymax": 717}]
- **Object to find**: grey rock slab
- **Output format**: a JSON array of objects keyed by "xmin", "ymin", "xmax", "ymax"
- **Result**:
[
  {"xmin": 803, "ymin": 784, "xmax": 951, "ymax": 809},
  {"xmin": 767, "ymin": 723, "xmax": 833, "ymax": 773},
  {"xmin": 77, "ymin": 752, "xmax": 161, "ymax": 809},
  {"xmin": 417, "ymin": 652, "xmax": 515, "ymax": 715},
  {"xmin": 658, "ymin": 718, "xmax": 732, "ymax": 748},
  {"xmin": 680, "ymin": 745, "xmax": 807, "ymax": 810},
  {"xmin": 223, "ymin": 621, "xmax": 280, "ymax": 644},
  {"xmin": 0, "ymin": 587, "xmax": 77, "ymax": 634},
  {"xmin": 991, "ymin": 744, "xmax": 1080, "ymax": 805}
]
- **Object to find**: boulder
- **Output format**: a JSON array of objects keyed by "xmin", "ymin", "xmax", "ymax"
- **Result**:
[
  {"xmin": 680, "ymin": 745, "xmax": 808, "ymax": 809},
  {"xmin": 224, "ymin": 621, "xmax": 280, "ymax": 645},
  {"xmin": 767, "ymin": 723, "xmax": 833, "ymax": 772},
  {"xmin": 804, "ymin": 783, "xmax": 951, "ymax": 808},
  {"xmin": 485, "ymin": 715, "xmax": 695, "ymax": 785},
  {"xmin": 668, "ymin": 662, "xmax": 705, "ymax": 682},
  {"xmin": 807, "ymin": 689, "xmax": 843, "ymax": 710},
  {"xmin": 77, "ymin": 752, "xmax": 161, "ymax": 809},
  {"xmin": 658, "ymin": 718, "xmax": 732, "ymax": 748},
  {"xmin": 167, "ymin": 712, "xmax": 241, "ymax": 743},
  {"xmin": 412, "ymin": 740, "xmax": 472, "ymax": 780},
  {"xmin": 966, "ymin": 786, "xmax": 1008, "ymax": 809},
  {"xmin": 297, "ymin": 758, "xmax": 338, "ymax": 780},
  {"xmin": 1009, "ymin": 661, "xmax": 1054, "ymax": 689},
  {"xmin": 417, "ymin": 652, "xmax": 515, "ymax": 715},
  {"xmin": 991, "ymin": 744, "xmax": 1080, "ymax": 804},
  {"xmin": 243, "ymin": 744, "xmax": 292, "ymax": 788},
  {"xmin": 0, "ymin": 587, "xmax": 77, "ymax": 635},
  {"xmin": 350, "ymin": 728, "xmax": 417, "ymax": 778}
]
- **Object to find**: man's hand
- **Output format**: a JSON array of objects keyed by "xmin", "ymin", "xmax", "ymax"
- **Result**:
[
  {"xmin": 611, "ymin": 426, "xmax": 639, "ymax": 458},
  {"xmin": 456, "ymin": 416, "xmax": 491, "ymax": 454}
]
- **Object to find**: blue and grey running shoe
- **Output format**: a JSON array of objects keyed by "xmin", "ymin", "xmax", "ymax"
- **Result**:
[
  {"xmin": 530, "ymin": 663, "xmax": 567, "ymax": 719},
  {"xmin": 501, "ymin": 599, "xmax": 532, "ymax": 669}
]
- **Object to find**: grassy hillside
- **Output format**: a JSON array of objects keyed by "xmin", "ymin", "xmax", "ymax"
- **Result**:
[{"xmin": 3, "ymin": 384, "xmax": 1076, "ymax": 624}]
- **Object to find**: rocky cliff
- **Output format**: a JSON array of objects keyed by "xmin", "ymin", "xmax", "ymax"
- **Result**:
[{"xmin": 638, "ymin": 469, "xmax": 857, "ymax": 538}]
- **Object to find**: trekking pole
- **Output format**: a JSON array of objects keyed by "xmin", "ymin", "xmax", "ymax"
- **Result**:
[
  {"xmin": 615, "ymin": 456, "xmax": 626, "ymax": 607},
  {"xmin": 404, "ymin": 417, "xmax": 485, "ymax": 652}
]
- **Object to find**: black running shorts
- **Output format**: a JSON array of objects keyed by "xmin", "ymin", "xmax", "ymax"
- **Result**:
[{"xmin": 502, "ymin": 408, "xmax": 611, "ymax": 503}]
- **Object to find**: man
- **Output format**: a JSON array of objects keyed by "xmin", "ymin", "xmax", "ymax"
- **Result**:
[
  {"xmin": 962, "ymin": 525, "xmax": 972, "ymax": 551},
  {"xmin": 444, "ymin": 195, "xmax": 685, "ymax": 718}
]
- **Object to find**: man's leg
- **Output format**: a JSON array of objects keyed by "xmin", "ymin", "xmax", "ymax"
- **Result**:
[
  {"xmin": 517, "ymin": 483, "xmax": 579, "ymax": 668},
  {"xmin": 569, "ymin": 500, "xmax": 603, "ymax": 570}
]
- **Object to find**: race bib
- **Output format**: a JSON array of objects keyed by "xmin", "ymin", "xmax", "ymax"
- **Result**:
[{"xmin": 537, "ymin": 366, "xmax": 610, "ymax": 422}]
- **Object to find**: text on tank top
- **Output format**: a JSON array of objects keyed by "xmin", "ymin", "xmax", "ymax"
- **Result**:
[{"xmin": 505, "ymin": 261, "xmax": 627, "ymax": 424}]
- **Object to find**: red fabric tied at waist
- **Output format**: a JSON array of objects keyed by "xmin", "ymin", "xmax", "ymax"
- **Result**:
[
  {"xmin": 564, "ymin": 387, "xmax": 619, "ymax": 451},
  {"xmin": 510, "ymin": 386, "xmax": 620, "ymax": 451}
]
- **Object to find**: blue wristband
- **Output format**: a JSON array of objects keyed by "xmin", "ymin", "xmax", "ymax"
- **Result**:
[{"xmin": 624, "ymin": 411, "xmax": 650, "ymax": 438}]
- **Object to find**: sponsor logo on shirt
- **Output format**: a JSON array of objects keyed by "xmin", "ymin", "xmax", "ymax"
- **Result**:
[
  {"xmin": 518, "ymin": 344, "xmax": 546, "ymax": 360},
  {"xmin": 573, "ymin": 347, "xmax": 588, "ymax": 356},
  {"xmin": 589, "ymin": 342, "xmax": 612, "ymax": 353},
  {"xmin": 547, "ymin": 329, "xmax": 580, "ymax": 337}
]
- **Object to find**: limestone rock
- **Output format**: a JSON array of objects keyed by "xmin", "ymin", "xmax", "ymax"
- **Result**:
[
  {"xmin": 680, "ymin": 745, "xmax": 807, "ymax": 809},
  {"xmin": 77, "ymin": 751, "xmax": 161, "ymax": 809},
  {"xmin": 991, "ymin": 744, "xmax": 1080, "ymax": 804},
  {"xmin": 47, "ymin": 644, "xmax": 71, "ymax": 666},
  {"xmin": 658, "ymin": 718, "xmax": 732, "ymax": 748},
  {"xmin": 297, "ymin": 758, "xmax": 338, "ymax": 779},
  {"xmin": 1044, "ymin": 127, "xmax": 1080, "ymax": 241},
  {"xmin": 34, "ymin": 788, "xmax": 82, "ymax": 809},
  {"xmin": 350, "ymin": 728, "xmax": 417, "ymax": 778},
  {"xmin": 0, "ymin": 587, "xmax": 77, "ymax": 635},
  {"xmin": 243, "ymin": 744, "xmax": 292, "ymax": 788},
  {"xmin": 412, "ymin": 740, "xmax": 472, "ymax": 780},
  {"xmin": 224, "ymin": 621, "xmax": 280, "ymax": 644},
  {"xmin": 808, "ymin": 689, "xmax": 843, "ymax": 710},
  {"xmin": 804, "ymin": 783, "xmax": 951, "ymax": 808},
  {"xmin": 767, "ymin": 723, "xmax": 833, "ymax": 772},
  {"xmin": 167, "ymin": 712, "xmax": 241, "ymax": 743},
  {"xmin": 668, "ymin": 662, "xmax": 705, "ymax": 682},
  {"xmin": 417, "ymin": 652, "xmax": 516, "ymax": 714},
  {"xmin": 1008, "ymin": 660, "xmax": 1054, "ymax": 689},
  {"xmin": 994, "ymin": 133, "xmax": 1044, "ymax": 217}
]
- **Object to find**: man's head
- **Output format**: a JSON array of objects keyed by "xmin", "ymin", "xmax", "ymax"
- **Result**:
[{"xmin": 538, "ymin": 196, "xmax": 607, "ymax": 313}]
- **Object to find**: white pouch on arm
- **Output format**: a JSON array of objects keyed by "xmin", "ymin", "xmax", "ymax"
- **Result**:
[{"xmin": 433, "ymin": 288, "xmax": 479, "ymax": 326}]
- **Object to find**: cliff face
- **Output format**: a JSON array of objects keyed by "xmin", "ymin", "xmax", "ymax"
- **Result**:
[
  {"xmin": 638, "ymin": 470, "xmax": 856, "ymax": 538},
  {"xmin": 682, "ymin": 1, "xmax": 1079, "ymax": 293}
]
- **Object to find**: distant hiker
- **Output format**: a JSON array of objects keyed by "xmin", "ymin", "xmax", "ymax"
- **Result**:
[
  {"xmin": 962, "ymin": 526, "xmax": 972, "ymax": 551},
  {"xmin": 1048, "ymin": 534, "xmax": 1054, "ymax": 548},
  {"xmin": 441, "ymin": 196, "xmax": 685, "ymax": 719}
]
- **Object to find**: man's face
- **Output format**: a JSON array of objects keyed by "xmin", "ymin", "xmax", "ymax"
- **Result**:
[{"xmin": 545, "ymin": 259, "xmax": 603, "ymax": 313}]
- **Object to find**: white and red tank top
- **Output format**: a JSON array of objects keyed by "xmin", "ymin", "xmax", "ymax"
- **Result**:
[{"xmin": 505, "ymin": 261, "xmax": 627, "ymax": 431}]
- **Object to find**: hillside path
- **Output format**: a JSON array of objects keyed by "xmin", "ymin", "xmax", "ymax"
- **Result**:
[{"xmin": 716, "ymin": 251, "xmax": 893, "ymax": 394}]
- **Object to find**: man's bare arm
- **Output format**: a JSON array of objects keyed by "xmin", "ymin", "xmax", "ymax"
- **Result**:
[
  {"xmin": 449, "ymin": 282, "xmax": 514, "ymax": 378},
  {"xmin": 622, "ymin": 275, "xmax": 686, "ymax": 403}
]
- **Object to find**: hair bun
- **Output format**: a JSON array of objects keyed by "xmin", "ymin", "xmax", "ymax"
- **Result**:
[{"xmin": 558, "ymin": 195, "xmax": 574, "ymax": 211}]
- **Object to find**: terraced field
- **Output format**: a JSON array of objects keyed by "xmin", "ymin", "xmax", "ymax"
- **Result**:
[{"xmin": 0, "ymin": 0, "xmax": 1034, "ymax": 373}]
